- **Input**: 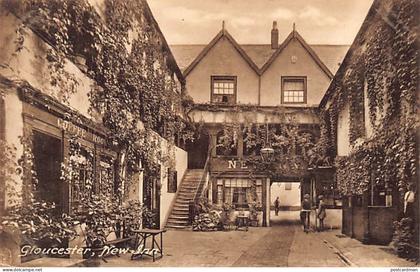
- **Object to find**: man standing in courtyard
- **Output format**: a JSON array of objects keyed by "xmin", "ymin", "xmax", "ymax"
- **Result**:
[
  {"xmin": 300, "ymin": 194, "xmax": 312, "ymax": 233},
  {"xmin": 274, "ymin": 197, "xmax": 280, "ymax": 216},
  {"xmin": 317, "ymin": 195, "xmax": 326, "ymax": 231}
]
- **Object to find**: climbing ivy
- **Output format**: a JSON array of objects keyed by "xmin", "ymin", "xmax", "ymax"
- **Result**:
[
  {"xmin": 1, "ymin": 0, "xmax": 194, "ymax": 200},
  {"xmin": 318, "ymin": 0, "xmax": 418, "ymax": 195},
  {"xmin": 213, "ymin": 107, "xmax": 320, "ymax": 178}
]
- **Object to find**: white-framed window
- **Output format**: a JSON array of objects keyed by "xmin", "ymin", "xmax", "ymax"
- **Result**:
[
  {"xmin": 215, "ymin": 178, "xmax": 262, "ymax": 207},
  {"xmin": 211, "ymin": 76, "xmax": 236, "ymax": 104},
  {"xmin": 281, "ymin": 77, "xmax": 307, "ymax": 104}
]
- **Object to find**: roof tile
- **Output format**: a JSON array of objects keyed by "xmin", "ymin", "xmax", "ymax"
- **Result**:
[{"xmin": 170, "ymin": 43, "xmax": 349, "ymax": 75}]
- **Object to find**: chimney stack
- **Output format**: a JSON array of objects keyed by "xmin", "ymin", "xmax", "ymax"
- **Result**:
[{"xmin": 271, "ymin": 21, "xmax": 279, "ymax": 49}]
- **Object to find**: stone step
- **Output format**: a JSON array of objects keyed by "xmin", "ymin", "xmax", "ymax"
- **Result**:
[
  {"xmin": 165, "ymin": 224, "xmax": 190, "ymax": 229},
  {"xmin": 171, "ymin": 211, "xmax": 189, "ymax": 217},
  {"xmin": 165, "ymin": 169, "xmax": 204, "ymax": 229},
  {"xmin": 178, "ymin": 189, "xmax": 195, "ymax": 194},
  {"xmin": 168, "ymin": 215, "xmax": 189, "ymax": 220},
  {"xmin": 177, "ymin": 196, "xmax": 194, "ymax": 201},
  {"xmin": 178, "ymin": 191, "xmax": 196, "ymax": 195},
  {"xmin": 173, "ymin": 204, "xmax": 189, "ymax": 209},
  {"xmin": 181, "ymin": 180, "xmax": 201, "ymax": 183},
  {"xmin": 177, "ymin": 196, "xmax": 194, "ymax": 200},
  {"xmin": 175, "ymin": 200, "xmax": 191, "ymax": 205},
  {"xmin": 181, "ymin": 183, "xmax": 199, "ymax": 186},
  {"xmin": 174, "ymin": 202, "xmax": 191, "ymax": 207},
  {"xmin": 176, "ymin": 196, "xmax": 194, "ymax": 201},
  {"xmin": 179, "ymin": 188, "xmax": 197, "ymax": 194},
  {"xmin": 172, "ymin": 207, "xmax": 189, "ymax": 213},
  {"xmin": 179, "ymin": 184, "xmax": 197, "ymax": 188},
  {"xmin": 179, "ymin": 185, "xmax": 197, "ymax": 189},
  {"xmin": 178, "ymin": 191, "xmax": 195, "ymax": 195},
  {"xmin": 180, "ymin": 184, "xmax": 197, "ymax": 187},
  {"xmin": 166, "ymin": 219, "xmax": 189, "ymax": 225},
  {"xmin": 182, "ymin": 178, "xmax": 201, "ymax": 181},
  {"xmin": 178, "ymin": 190, "xmax": 196, "ymax": 194},
  {"xmin": 179, "ymin": 186, "xmax": 198, "ymax": 190}
]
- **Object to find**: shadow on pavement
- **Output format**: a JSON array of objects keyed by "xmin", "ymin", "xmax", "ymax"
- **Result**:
[
  {"xmin": 270, "ymin": 219, "xmax": 301, "ymax": 226},
  {"xmin": 270, "ymin": 211, "xmax": 301, "ymax": 227}
]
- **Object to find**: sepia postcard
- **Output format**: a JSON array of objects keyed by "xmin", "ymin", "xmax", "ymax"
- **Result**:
[{"xmin": 0, "ymin": 0, "xmax": 418, "ymax": 271}]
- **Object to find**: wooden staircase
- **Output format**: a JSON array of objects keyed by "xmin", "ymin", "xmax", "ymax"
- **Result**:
[{"xmin": 165, "ymin": 169, "xmax": 204, "ymax": 229}]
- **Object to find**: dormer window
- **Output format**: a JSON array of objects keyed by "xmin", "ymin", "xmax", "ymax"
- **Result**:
[{"xmin": 211, "ymin": 76, "xmax": 237, "ymax": 104}]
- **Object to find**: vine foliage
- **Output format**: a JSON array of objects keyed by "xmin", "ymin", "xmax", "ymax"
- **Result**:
[{"xmin": 317, "ymin": 0, "xmax": 418, "ymax": 196}]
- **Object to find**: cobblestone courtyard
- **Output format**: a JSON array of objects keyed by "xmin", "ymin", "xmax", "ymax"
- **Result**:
[{"xmin": 65, "ymin": 212, "xmax": 414, "ymax": 267}]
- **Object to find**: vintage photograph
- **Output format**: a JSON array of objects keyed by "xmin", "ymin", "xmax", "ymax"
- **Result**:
[{"xmin": 0, "ymin": 0, "xmax": 418, "ymax": 270}]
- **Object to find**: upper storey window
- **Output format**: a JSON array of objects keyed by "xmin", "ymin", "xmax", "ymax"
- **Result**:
[
  {"xmin": 281, "ymin": 77, "xmax": 307, "ymax": 104},
  {"xmin": 211, "ymin": 76, "xmax": 237, "ymax": 104}
]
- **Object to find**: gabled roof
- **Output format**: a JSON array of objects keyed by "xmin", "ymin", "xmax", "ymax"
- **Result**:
[
  {"xmin": 309, "ymin": 45, "xmax": 350, "ymax": 75},
  {"xmin": 171, "ymin": 43, "xmax": 348, "ymax": 76},
  {"xmin": 241, "ymin": 45, "xmax": 277, "ymax": 69},
  {"xmin": 261, "ymin": 30, "xmax": 334, "ymax": 79},
  {"xmin": 183, "ymin": 29, "xmax": 261, "ymax": 76}
]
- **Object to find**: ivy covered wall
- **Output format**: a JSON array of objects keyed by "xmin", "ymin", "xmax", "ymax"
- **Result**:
[
  {"xmin": 0, "ymin": 0, "xmax": 193, "ymax": 235},
  {"xmin": 318, "ymin": 0, "xmax": 418, "ymax": 197},
  {"xmin": 0, "ymin": 0, "xmax": 192, "ymax": 197}
]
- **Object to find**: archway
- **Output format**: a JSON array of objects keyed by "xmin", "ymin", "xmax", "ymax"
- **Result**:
[{"xmin": 269, "ymin": 179, "xmax": 302, "ymax": 226}]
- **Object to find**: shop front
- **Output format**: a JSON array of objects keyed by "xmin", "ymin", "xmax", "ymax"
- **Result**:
[
  {"xmin": 19, "ymin": 86, "xmax": 116, "ymax": 214},
  {"xmin": 209, "ymin": 157, "xmax": 270, "ymax": 227}
]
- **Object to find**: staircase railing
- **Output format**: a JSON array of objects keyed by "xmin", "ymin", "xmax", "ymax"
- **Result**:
[{"xmin": 188, "ymin": 152, "xmax": 211, "ymax": 224}]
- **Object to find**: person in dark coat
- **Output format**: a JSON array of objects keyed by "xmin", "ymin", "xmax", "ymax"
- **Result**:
[
  {"xmin": 300, "ymin": 194, "xmax": 312, "ymax": 233},
  {"xmin": 274, "ymin": 197, "xmax": 280, "ymax": 216},
  {"xmin": 317, "ymin": 195, "xmax": 327, "ymax": 231}
]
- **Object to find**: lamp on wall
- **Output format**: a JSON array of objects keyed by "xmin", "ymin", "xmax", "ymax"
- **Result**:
[{"xmin": 260, "ymin": 123, "xmax": 274, "ymax": 162}]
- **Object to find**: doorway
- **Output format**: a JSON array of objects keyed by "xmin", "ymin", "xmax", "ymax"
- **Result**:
[
  {"xmin": 142, "ymin": 164, "xmax": 161, "ymax": 229},
  {"xmin": 32, "ymin": 130, "xmax": 63, "ymax": 213},
  {"xmin": 186, "ymin": 131, "xmax": 209, "ymax": 169}
]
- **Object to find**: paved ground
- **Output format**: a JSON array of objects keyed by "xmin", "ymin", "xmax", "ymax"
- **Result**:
[{"xmin": 19, "ymin": 211, "xmax": 417, "ymax": 267}]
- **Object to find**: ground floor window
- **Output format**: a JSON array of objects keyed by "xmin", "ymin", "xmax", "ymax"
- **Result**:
[
  {"xmin": 69, "ymin": 146, "xmax": 117, "ymax": 210},
  {"xmin": 32, "ymin": 131, "xmax": 63, "ymax": 212},
  {"xmin": 370, "ymin": 184, "xmax": 392, "ymax": 207},
  {"xmin": 98, "ymin": 156, "xmax": 115, "ymax": 196},
  {"xmin": 30, "ymin": 128, "xmax": 116, "ymax": 214},
  {"xmin": 215, "ymin": 178, "xmax": 262, "ymax": 208},
  {"xmin": 73, "ymin": 148, "xmax": 95, "ymax": 202}
]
